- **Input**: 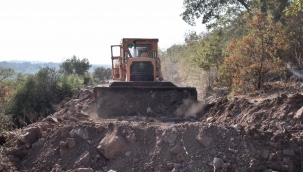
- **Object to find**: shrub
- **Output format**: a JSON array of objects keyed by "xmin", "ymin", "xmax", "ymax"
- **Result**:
[{"xmin": 4, "ymin": 67, "xmax": 81, "ymax": 127}]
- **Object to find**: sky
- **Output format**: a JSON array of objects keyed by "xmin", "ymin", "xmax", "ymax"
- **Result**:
[{"xmin": 0, "ymin": 0, "xmax": 205, "ymax": 64}]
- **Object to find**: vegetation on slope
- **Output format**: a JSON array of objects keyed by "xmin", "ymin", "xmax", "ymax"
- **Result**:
[
  {"xmin": 0, "ymin": 56, "xmax": 111, "ymax": 128},
  {"xmin": 161, "ymin": 0, "xmax": 303, "ymax": 94}
]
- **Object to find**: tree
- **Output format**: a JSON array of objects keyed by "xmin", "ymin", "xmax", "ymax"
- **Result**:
[
  {"xmin": 187, "ymin": 32, "xmax": 225, "ymax": 87},
  {"xmin": 181, "ymin": 0, "xmax": 251, "ymax": 26},
  {"xmin": 283, "ymin": 0, "xmax": 303, "ymax": 69},
  {"xmin": 0, "ymin": 67, "xmax": 15, "ymax": 83},
  {"xmin": 92, "ymin": 67, "xmax": 112, "ymax": 82},
  {"xmin": 60, "ymin": 55, "xmax": 92, "ymax": 76},
  {"xmin": 284, "ymin": 0, "xmax": 303, "ymax": 16},
  {"xmin": 221, "ymin": 13, "xmax": 286, "ymax": 92},
  {"xmin": 181, "ymin": 0, "xmax": 289, "ymax": 27}
]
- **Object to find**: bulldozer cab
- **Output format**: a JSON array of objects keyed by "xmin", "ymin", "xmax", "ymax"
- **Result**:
[{"xmin": 111, "ymin": 38, "xmax": 161, "ymax": 82}]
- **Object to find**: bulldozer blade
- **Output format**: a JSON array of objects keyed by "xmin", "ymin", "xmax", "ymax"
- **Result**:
[
  {"xmin": 91, "ymin": 82, "xmax": 197, "ymax": 118},
  {"xmin": 94, "ymin": 81, "xmax": 197, "ymax": 101}
]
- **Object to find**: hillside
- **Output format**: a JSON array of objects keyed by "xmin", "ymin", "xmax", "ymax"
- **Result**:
[{"xmin": 0, "ymin": 61, "xmax": 111, "ymax": 74}]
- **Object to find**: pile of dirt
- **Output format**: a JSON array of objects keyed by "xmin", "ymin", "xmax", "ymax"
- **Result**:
[{"xmin": 0, "ymin": 86, "xmax": 303, "ymax": 172}]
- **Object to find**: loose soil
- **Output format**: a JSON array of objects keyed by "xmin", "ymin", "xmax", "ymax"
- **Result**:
[{"xmin": 0, "ymin": 81, "xmax": 303, "ymax": 172}]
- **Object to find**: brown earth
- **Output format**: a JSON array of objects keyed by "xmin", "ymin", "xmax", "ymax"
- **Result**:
[{"xmin": 0, "ymin": 82, "xmax": 303, "ymax": 172}]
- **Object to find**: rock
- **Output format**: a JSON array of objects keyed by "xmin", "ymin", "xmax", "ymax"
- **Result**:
[
  {"xmin": 233, "ymin": 124, "xmax": 242, "ymax": 130},
  {"xmin": 43, "ymin": 116, "xmax": 58, "ymax": 123},
  {"xmin": 206, "ymin": 117, "xmax": 214, "ymax": 122},
  {"xmin": 18, "ymin": 126, "xmax": 42, "ymax": 145},
  {"xmin": 60, "ymin": 141, "xmax": 67, "ymax": 149},
  {"xmin": 125, "ymin": 151, "xmax": 131, "ymax": 156},
  {"xmin": 213, "ymin": 157, "xmax": 224, "ymax": 169},
  {"xmin": 170, "ymin": 143, "xmax": 183, "ymax": 155},
  {"xmin": 79, "ymin": 89, "xmax": 94, "ymax": 101},
  {"xmin": 97, "ymin": 132, "xmax": 127, "ymax": 159},
  {"xmin": 60, "ymin": 126, "xmax": 72, "ymax": 137},
  {"xmin": 38, "ymin": 122, "xmax": 50, "ymax": 131},
  {"xmin": 70, "ymin": 128, "xmax": 89, "ymax": 139},
  {"xmin": 96, "ymin": 126, "xmax": 105, "ymax": 133},
  {"xmin": 6, "ymin": 147, "xmax": 24, "ymax": 158},
  {"xmin": 162, "ymin": 130, "xmax": 177, "ymax": 146},
  {"xmin": 283, "ymin": 149, "xmax": 295, "ymax": 156},
  {"xmin": 75, "ymin": 151, "xmax": 90, "ymax": 165},
  {"xmin": 125, "ymin": 133, "xmax": 136, "ymax": 143},
  {"xmin": 66, "ymin": 138, "xmax": 76, "ymax": 148},
  {"xmin": 261, "ymin": 149, "xmax": 269, "ymax": 159},
  {"xmin": 223, "ymin": 163, "xmax": 230, "ymax": 169},
  {"xmin": 268, "ymin": 141, "xmax": 281, "ymax": 149},
  {"xmin": 196, "ymin": 134, "xmax": 212, "ymax": 147},
  {"xmin": 294, "ymin": 106, "xmax": 303, "ymax": 120},
  {"xmin": 77, "ymin": 168, "xmax": 93, "ymax": 172},
  {"xmin": 166, "ymin": 162, "xmax": 174, "ymax": 170}
]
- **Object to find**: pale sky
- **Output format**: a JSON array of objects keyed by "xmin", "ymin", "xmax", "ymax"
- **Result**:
[{"xmin": 0, "ymin": 0, "xmax": 205, "ymax": 64}]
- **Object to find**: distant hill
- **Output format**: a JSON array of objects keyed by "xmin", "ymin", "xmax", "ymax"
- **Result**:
[{"xmin": 0, "ymin": 60, "xmax": 111, "ymax": 74}]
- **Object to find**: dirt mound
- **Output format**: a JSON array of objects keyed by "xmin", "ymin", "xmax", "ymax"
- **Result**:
[
  {"xmin": 1, "ymin": 87, "xmax": 303, "ymax": 171},
  {"xmin": 200, "ymin": 93, "xmax": 303, "ymax": 135}
]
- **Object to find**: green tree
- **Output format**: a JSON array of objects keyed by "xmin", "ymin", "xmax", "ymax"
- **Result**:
[
  {"xmin": 60, "ymin": 55, "xmax": 92, "ymax": 76},
  {"xmin": 186, "ymin": 32, "xmax": 225, "ymax": 87},
  {"xmin": 181, "ymin": 0, "xmax": 289, "ymax": 27},
  {"xmin": 181, "ymin": 0, "xmax": 251, "ymax": 26},
  {"xmin": 92, "ymin": 67, "xmax": 112, "ymax": 82},
  {"xmin": 0, "ymin": 67, "xmax": 15, "ymax": 83},
  {"xmin": 93, "ymin": 67, "xmax": 106, "ymax": 82}
]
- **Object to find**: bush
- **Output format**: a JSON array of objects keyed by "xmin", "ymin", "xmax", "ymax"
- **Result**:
[{"xmin": 4, "ymin": 67, "xmax": 81, "ymax": 127}]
